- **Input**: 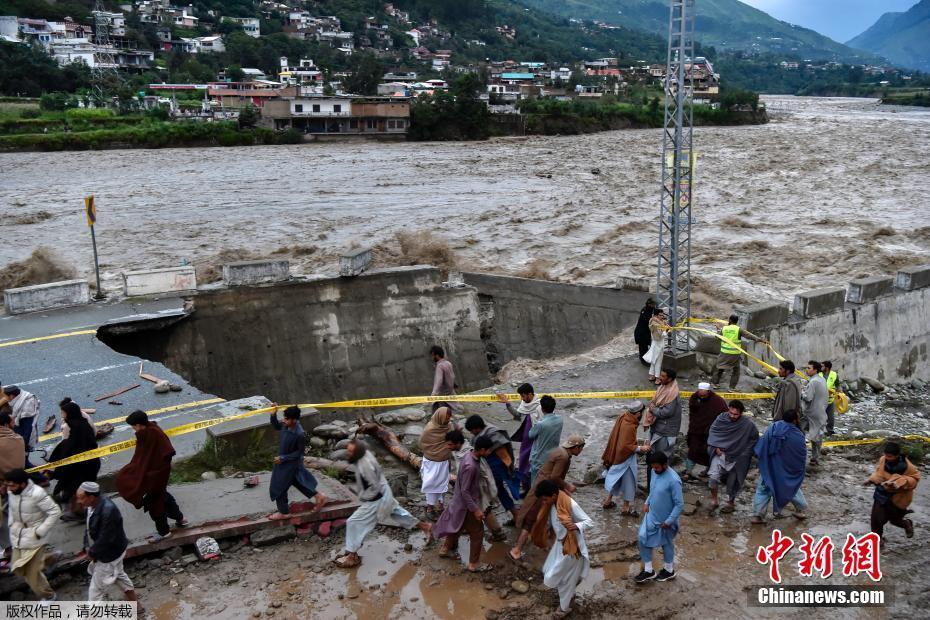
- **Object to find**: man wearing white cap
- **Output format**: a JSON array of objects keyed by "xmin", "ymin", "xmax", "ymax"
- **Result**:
[{"xmin": 76, "ymin": 482, "xmax": 141, "ymax": 607}]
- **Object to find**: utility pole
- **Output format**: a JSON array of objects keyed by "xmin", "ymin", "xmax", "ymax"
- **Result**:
[
  {"xmin": 656, "ymin": 0, "xmax": 695, "ymax": 360},
  {"xmin": 91, "ymin": 0, "xmax": 120, "ymax": 107}
]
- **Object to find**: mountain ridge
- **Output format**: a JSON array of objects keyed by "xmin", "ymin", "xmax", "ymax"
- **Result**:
[
  {"xmin": 517, "ymin": 0, "xmax": 879, "ymax": 62},
  {"xmin": 847, "ymin": 0, "xmax": 930, "ymax": 72}
]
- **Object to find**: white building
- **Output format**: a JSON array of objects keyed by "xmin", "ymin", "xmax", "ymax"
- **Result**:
[
  {"xmin": 196, "ymin": 35, "xmax": 225, "ymax": 52},
  {"xmin": 227, "ymin": 17, "xmax": 259, "ymax": 37}
]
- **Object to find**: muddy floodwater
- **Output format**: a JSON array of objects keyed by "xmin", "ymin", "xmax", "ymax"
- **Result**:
[{"xmin": 2, "ymin": 96, "xmax": 929, "ymax": 310}]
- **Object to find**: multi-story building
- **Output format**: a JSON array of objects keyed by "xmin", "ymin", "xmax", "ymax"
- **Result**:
[{"xmin": 261, "ymin": 90, "xmax": 410, "ymax": 137}]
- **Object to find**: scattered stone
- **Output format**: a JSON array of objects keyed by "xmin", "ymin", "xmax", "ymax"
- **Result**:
[
  {"xmin": 225, "ymin": 577, "xmax": 240, "ymax": 585},
  {"xmin": 499, "ymin": 589, "xmax": 509, "ymax": 600},
  {"xmin": 201, "ymin": 471, "xmax": 218, "ymax": 481},
  {"xmin": 484, "ymin": 584, "xmax": 494, "ymax": 591},
  {"xmin": 169, "ymin": 383, "xmax": 182, "ymax": 392},
  {"xmin": 511, "ymin": 580, "xmax": 530, "ymax": 594},
  {"xmin": 252, "ymin": 611, "xmax": 262, "ymax": 618},
  {"xmin": 154, "ymin": 381, "xmax": 171, "ymax": 394},
  {"xmin": 316, "ymin": 521, "xmax": 332, "ymax": 538},
  {"xmin": 164, "ymin": 547, "xmax": 184, "ymax": 561},
  {"xmin": 252, "ymin": 526, "xmax": 297, "ymax": 547},
  {"xmin": 169, "ymin": 579, "xmax": 180, "ymax": 589},
  {"xmin": 682, "ymin": 504, "xmax": 698, "ymax": 516},
  {"xmin": 387, "ymin": 473, "xmax": 408, "ymax": 498},
  {"xmin": 271, "ymin": 601, "xmax": 282, "ymax": 609},
  {"xmin": 309, "ymin": 437, "xmax": 327, "ymax": 449},
  {"xmin": 312, "ymin": 424, "xmax": 349, "ymax": 440},
  {"xmin": 346, "ymin": 586, "xmax": 360, "ymax": 599},
  {"xmin": 180, "ymin": 554, "xmax": 198, "ymax": 566},
  {"xmin": 862, "ymin": 429, "xmax": 897, "ymax": 438},
  {"xmin": 860, "ymin": 377, "xmax": 885, "ymax": 393},
  {"xmin": 403, "ymin": 543, "xmax": 413, "ymax": 552},
  {"xmin": 328, "ymin": 449, "xmax": 350, "ymax": 461},
  {"xmin": 429, "ymin": 578, "xmax": 440, "ymax": 587}
]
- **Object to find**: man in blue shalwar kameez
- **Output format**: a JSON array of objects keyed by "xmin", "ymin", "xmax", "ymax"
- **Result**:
[
  {"xmin": 268, "ymin": 405, "xmax": 327, "ymax": 520},
  {"xmin": 635, "ymin": 451, "xmax": 684, "ymax": 584}
]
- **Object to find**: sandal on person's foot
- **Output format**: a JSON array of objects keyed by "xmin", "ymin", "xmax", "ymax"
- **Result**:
[
  {"xmin": 267, "ymin": 512, "xmax": 291, "ymax": 521},
  {"xmin": 508, "ymin": 549, "xmax": 523, "ymax": 563},
  {"xmin": 146, "ymin": 532, "xmax": 171, "ymax": 544},
  {"xmin": 175, "ymin": 518, "xmax": 189, "ymax": 528},
  {"xmin": 439, "ymin": 548, "xmax": 460, "ymax": 560},
  {"xmin": 489, "ymin": 530, "xmax": 508, "ymax": 542},
  {"xmin": 466, "ymin": 564, "xmax": 493, "ymax": 573},
  {"xmin": 310, "ymin": 494, "xmax": 328, "ymax": 515},
  {"xmin": 621, "ymin": 508, "xmax": 640, "ymax": 518},
  {"xmin": 720, "ymin": 503, "xmax": 736, "ymax": 514},
  {"xmin": 602, "ymin": 501, "xmax": 617, "ymax": 510},
  {"xmin": 750, "ymin": 515, "xmax": 765, "ymax": 524},
  {"xmin": 333, "ymin": 554, "xmax": 361, "ymax": 569},
  {"xmin": 551, "ymin": 608, "xmax": 573, "ymax": 620}
]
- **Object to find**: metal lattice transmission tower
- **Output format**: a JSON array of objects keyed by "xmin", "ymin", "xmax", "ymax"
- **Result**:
[
  {"xmin": 656, "ymin": 0, "xmax": 695, "ymax": 354},
  {"xmin": 91, "ymin": 0, "xmax": 121, "ymax": 105}
]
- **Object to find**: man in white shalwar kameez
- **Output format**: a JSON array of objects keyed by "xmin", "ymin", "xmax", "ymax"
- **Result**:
[
  {"xmin": 532, "ymin": 480, "xmax": 594, "ymax": 618},
  {"xmin": 335, "ymin": 440, "xmax": 432, "ymax": 568}
]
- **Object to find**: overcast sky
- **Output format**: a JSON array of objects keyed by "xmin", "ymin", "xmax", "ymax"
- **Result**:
[{"xmin": 741, "ymin": 0, "xmax": 918, "ymax": 42}]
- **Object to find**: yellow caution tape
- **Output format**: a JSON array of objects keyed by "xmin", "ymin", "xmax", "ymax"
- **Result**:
[
  {"xmin": 38, "ymin": 397, "xmax": 227, "ymax": 444},
  {"xmin": 28, "ymin": 389, "xmax": 776, "ymax": 472},
  {"xmin": 823, "ymin": 434, "xmax": 930, "ymax": 448},
  {"xmin": 29, "ymin": 404, "xmax": 277, "ymax": 473},
  {"xmin": 0, "ymin": 329, "xmax": 98, "ymax": 348}
]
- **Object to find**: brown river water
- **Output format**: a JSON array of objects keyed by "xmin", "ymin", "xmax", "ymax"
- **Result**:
[{"xmin": 1, "ymin": 96, "xmax": 929, "ymax": 310}]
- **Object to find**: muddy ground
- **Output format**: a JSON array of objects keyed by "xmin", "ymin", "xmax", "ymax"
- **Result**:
[
  {"xmin": 40, "ymin": 354, "xmax": 928, "ymax": 619},
  {"xmin": 2, "ymin": 97, "xmax": 929, "ymax": 313}
]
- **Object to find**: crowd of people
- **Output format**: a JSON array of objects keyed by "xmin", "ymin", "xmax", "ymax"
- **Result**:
[{"xmin": 0, "ymin": 334, "xmax": 922, "ymax": 615}]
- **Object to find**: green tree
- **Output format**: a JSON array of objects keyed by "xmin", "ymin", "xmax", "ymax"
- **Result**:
[
  {"xmin": 238, "ymin": 104, "xmax": 259, "ymax": 128},
  {"xmin": 343, "ymin": 52, "xmax": 383, "ymax": 95}
]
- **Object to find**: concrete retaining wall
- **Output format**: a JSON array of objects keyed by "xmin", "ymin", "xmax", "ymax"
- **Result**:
[
  {"xmin": 123, "ymin": 266, "xmax": 196, "ymax": 297},
  {"xmin": 738, "ymin": 266, "xmax": 930, "ymax": 383},
  {"xmin": 222, "ymin": 260, "xmax": 290, "ymax": 286},
  {"xmin": 462, "ymin": 272, "xmax": 650, "ymax": 372},
  {"xmin": 3, "ymin": 279, "xmax": 90, "ymax": 315},
  {"xmin": 102, "ymin": 266, "xmax": 489, "ymax": 405}
]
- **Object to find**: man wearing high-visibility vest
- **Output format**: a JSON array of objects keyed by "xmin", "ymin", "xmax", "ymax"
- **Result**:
[
  {"xmin": 713, "ymin": 315, "xmax": 767, "ymax": 390},
  {"xmin": 820, "ymin": 360, "xmax": 840, "ymax": 436}
]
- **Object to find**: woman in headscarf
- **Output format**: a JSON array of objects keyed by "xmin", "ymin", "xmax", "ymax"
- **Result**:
[
  {"xmin": 419, "ymin": 402, "xmax": 457, "ymax": 520},
  {"xmin": 643, "ymin": 309, "xmax": 669, "ymax": 383},
  {"xmin": 47, "ymin": 400, "xmax": 100, "ymax": 521}
]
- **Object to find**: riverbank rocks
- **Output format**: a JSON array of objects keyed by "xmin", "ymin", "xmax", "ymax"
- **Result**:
[
  {"xmin": 312, "ymin": 424, "xmax": 349, "ymax": 440},
  {"xmin": 328, "ymin": 449, "xmax": 349, "ymax": 461},
  {"xmin": 863, "ymin": 429, "xmax": 897, "ymax": 438},
  {"xmin": 861, "ymin": 377, "xmax": 885, "ymax": 393},
  {"xmin": 375, "ymin": 409, "xmax": 427, "ymax": 425},
  {"xmin": 334, "ymin": 439, "xmax": 351, "ymax": 450},
  {"xmin": 387, "ymin": 473, "xmax": 408, "ymax": 498},
  {"xmin": 309, "ymin": 437, "xmax": 327, "ymax": 449}
]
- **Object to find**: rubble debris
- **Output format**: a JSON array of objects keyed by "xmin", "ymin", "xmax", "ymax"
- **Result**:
[
  {"xmin": 94, "ymin": 383, "xmax": 140, "ymax": 402},
  {"xmin": 195, "ymin": 537, "xmax": 221, "ymax": 561}
]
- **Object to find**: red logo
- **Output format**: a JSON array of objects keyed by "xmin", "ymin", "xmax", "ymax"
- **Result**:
[
  {"xmin": 798, "ymin": 533, "xmax": 834, "ymax": 578},
  {"xmin": 756, "ymin": 529, "xmax": 795, "ymax": 584},
  {"xmin": 841, "ymin": 533, "xmax": 882, "ymax": 582}
]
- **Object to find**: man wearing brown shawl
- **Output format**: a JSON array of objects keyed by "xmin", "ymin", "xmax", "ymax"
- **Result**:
[
  {"xmin": 115, "ymin": 410, "xmax": 187, "ymax": 543},
  {"xmin": 420, "ymin": 403, "xmax": 456, "ymax": 519},
  {"xmin": 531, "ymin": 479, "xmax": 594, "ymax": 618},
  {"xmin": 683, "ymin": 383, "xmax": 728, "ymax": 482},
  {"xmin": 602, "ymin": 402, "xmax": 649, "ymax": 514},
  {"xmin": 509, "ymin": 435, "xmax": 585, "ymax": 561}
]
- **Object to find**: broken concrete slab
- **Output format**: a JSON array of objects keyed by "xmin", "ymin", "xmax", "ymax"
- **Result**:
[
  {"xmin": 895, "ymin": 264, "xmax": 930, "ymax": 291},
  {"xmin": 3, "ymin": 279, "xmax": 90, "ymax": 315},
  {"xmin": 251, "ymin": 525, "xmax": 297, "ymax": 547},
  {"xmin": 847, "ymin": 276, "xmax": 894, "ymax": 304},
  {"xmin": 223, "ymin": 260, "xmax": 290, "ymax": 286},
  {"xmin": 44, "ymin": 473, "xmax": 359, "ymax": 567},
  {"xmin": 793, "ymin": 287, "xmax": 846, "ymax": 318}
]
